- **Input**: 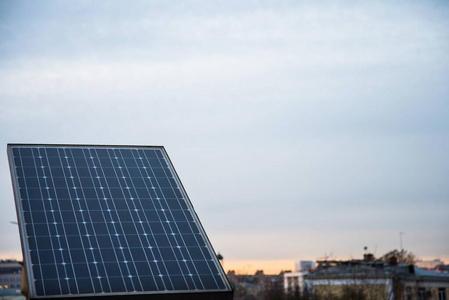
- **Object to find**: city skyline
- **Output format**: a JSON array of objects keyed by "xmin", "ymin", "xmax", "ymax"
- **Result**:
[{"xmin": 1, "ymin": 0, "xmax": 448, "ymax": 274}]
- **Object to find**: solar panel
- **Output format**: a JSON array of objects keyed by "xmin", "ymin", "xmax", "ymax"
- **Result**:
[{"xmin": 8, "ymin": 144, "xmax": 233, "ymax": 299}]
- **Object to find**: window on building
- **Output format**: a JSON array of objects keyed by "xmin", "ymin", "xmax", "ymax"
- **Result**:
[
  {"xmin": 439, "ymin": 288, "xmax": 447, "ymax": 300},
  {"xmin": 405, "ymin": 287, "xmax": 413, "ymax": 300},
  {"xmin": 418, "ymin": 288, "xmax": 426, "ymax": 300}
]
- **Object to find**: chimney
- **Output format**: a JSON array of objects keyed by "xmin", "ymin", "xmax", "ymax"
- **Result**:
[{"xmin": 363, "ymin": 253, "xmax": 374, "ymax": 261}]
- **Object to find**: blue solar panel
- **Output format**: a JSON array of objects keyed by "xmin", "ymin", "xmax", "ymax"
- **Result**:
[{"xmin": 8, "ymin": 144, "xmax": 232, "ymax": 299}]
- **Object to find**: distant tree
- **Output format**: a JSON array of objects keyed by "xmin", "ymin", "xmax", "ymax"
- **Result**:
[{"xmin": 378, "ymin": 249, "xmax": 417, "ymax": 264}]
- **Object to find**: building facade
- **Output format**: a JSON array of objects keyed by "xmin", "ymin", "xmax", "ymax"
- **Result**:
[
  {"xmin": 284, "ymin": 260, "xmax": 316, "ymax": 297},
  {"xmin": 227, "ymin": 270, "xmax": 286, "ymax": 300},
  {"xmin": 304, "ymin": 259, "xmax": 449, "ymax": 300},
  {"xmin": 0, "ymin": 260, "xmax": 22, "ymax": 295}
]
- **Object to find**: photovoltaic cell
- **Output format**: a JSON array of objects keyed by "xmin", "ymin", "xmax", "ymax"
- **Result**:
[{"xmin": 8, "ymin": 145, "xmax": 232, "ymax": 299}]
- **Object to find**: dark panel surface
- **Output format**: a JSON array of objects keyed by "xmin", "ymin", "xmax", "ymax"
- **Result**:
[{"xmin": 8, "ymin": 145, "xmax": 232, "ymax": 299}]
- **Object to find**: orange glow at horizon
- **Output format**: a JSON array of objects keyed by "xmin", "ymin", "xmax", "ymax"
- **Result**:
[
  {"xmin": 222, "ymin": 260, "xmax": 295, "ymax": 275},
  {"xmin": 0, "ymin": 251, "xmax": 22, "ymax": 261},
  {"xmin": 2, "ymin": 251, "xmax": 448, "ymax": 275}
]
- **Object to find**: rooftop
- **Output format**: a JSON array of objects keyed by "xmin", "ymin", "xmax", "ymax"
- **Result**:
[{"xmin": 306, "ymin": 259, "xmax": 449, "ymax": 282}]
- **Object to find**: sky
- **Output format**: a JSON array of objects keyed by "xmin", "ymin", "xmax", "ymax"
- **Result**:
[{"xmin": 1, "ymin": 0, "xmax": 448, "ymax": 274}]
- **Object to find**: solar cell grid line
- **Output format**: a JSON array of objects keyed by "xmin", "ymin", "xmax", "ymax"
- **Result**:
[
  {"xmin": 124, "ymin": 148, "xmax": 169, "ymax": 292},
  {"xmin": 74, "ymin": 149, "xmax": 108, "ymax": 294},
  {"xmin": 88, "ymin": 147, "xmax": 144, "ymax": 293},
  {"xmin": 86, "ymin": 148, "xmax": 143, "ymax": 290},
  {"xmin": 128, "ymin": 148, "xmax": 198, "ymax": 290},
  {"xmin": 103, "ymin": 147, "xmax": 161, "ymax": 285},
  {"xmin": 154, "ymin": 146, "xmax": 226, "ymax": 290},
  {"xmin": 58, "ymin": 148, "xmax": 86, "ymax": 294},
  {"xmin": 137, "ymin": 147, "xmax": 192, "ymax": 291},
  {"xmin": 32, "ymin": 148, "xmax": 65, "ymax": 296},
  {"xmin": 143, "ymin": 149, "xmax": 208, "ymax": 290},
  {"xmin": 78, "ymin": 149, "xmax": 111, "ymax": 292},
  {"xmin": 71, "ymin": 148, "xmax": 114, "ymax": 294},
  {"xmin": 45, "ymin": 147, "xmax": 83, "ymax": 295},
  {"xmin": 121, "ymin": 149, "xmax": 187, "ymax": 290},
  {"xmin": 90, "ymin": 148, "xmax": 141, "ymax": 292},
  {"xmin": 130, "ymin": 149, "xmax": 190, "ymax": 290},
  {"xmin": 130, "ymin": 149, "xmax": 195, "ymax": 290},
  {"xmin": 32, "ymin": 149, "xmax": 55, "ymax": 294},
  {"xmin": 8, "ymin": 144, "xmax": 232, "ymax": 300},
  {"xmin": 60, "ymin": 148, "xmax": 98, "ymax": 295},
  {"xmin": 144, "ymin": 151, "xmax": 207, "ymax": 289},
  {"xmin": 95, "ymin": 146, "xmax": 171, "ymax": 292},
  {"xmin": 140, "ymin": 151, "xmax": 181, "ymax": 290},
  {"xmin": 39, "ymin": 148, "xmax": 70, "ymax": 295},
  {"xmin": 123, "ymin": 150, "xmax": 170, "ymax": 289},
  {"xmin": 16, "ymin": 149, "xmax": 46, "ymax": 293},
  {"xmin": 89, "ymin": 147, "xmax": 137, "ymax": 293},
  {"xmin": 40, "ymin": 148, "xmax": 72, "ymax": 295},
  {"xmin": 25, "ymin": 148, "xmax": 60, "ymax": 295},
  {"xmin": 149, "ymin": 153, "xmax": 204, "ymax": 290}
]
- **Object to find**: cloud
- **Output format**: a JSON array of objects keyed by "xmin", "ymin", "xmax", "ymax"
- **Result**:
[{"xmin": 1, "ymin": 0, "xmax": 448, "ymax": 263}]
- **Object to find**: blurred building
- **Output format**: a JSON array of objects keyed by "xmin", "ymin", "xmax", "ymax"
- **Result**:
[
  {"xmin": 227, "ymin": 270, "xmax": 287, "ymax": 300},
  {"xmin": 304, "ymin": 255, "xmax": 449, "ymax": 300},
  {"xmin": 416, "ymin": 259, "xmax": 444, "ymax": 269},
  {"xmin": 0, "ymin": 260, "xmax": 23, "ymax": 297},
  {"xmin": 284, "ymin": 260, "xmax": 316, "ymax": 297}
]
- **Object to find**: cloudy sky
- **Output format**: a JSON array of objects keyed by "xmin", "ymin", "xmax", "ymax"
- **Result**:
[{"xmin": 1, "ymin": 0, "xmax": 448, "ymax": 273}]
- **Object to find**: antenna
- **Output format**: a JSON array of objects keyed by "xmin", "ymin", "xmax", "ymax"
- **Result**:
[{"xmin": 400, "ymin": 232, "xmax": 405, "ymax": 251}]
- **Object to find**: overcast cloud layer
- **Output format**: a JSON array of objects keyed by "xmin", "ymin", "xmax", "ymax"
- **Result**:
[{"xmin": 1, "ymin": 0, "xmax": 448, "ymax": 263}]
